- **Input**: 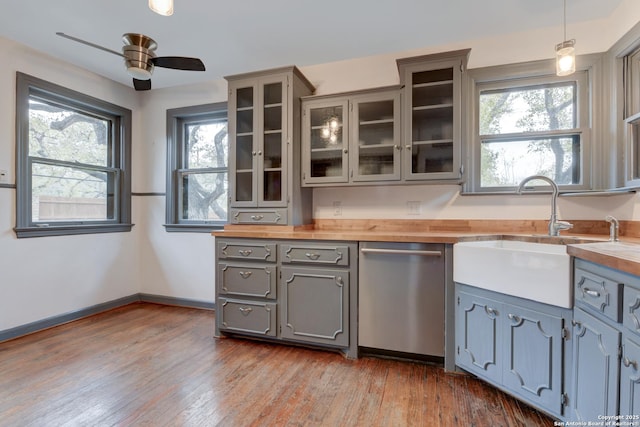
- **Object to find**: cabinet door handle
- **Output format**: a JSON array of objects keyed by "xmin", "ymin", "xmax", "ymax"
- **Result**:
[
  {"xmin": 572, "ymin": 320, "xmax": 582, "ymax": 328},
  {"xmin": 252, "ymin": 151, "xmax": 257, "ymax": 156},
  {"xmin": 257, "ymin": 151, "xmax": 262, "ymax": 156},
  {"xmin": 485, "ymin": 307, "xmax": 497, "ymax": 317},
  {"xmin": 250, "ymin": 215, "xmax": 264, "ymax": 221},
  {"xmin": 395, "ymin": 144, "xmax": 401, "ymax": 150},
  {"xmin": 336, "ymin": 276, "xmax": 344, "ymax": 286},
  {"xmin": 305, "ymin": 252, "xmax": 321, "ymax": 260},
  {"xmin": 238, "ymin": 249, "xmax": 253, "ymax": 256},
  {"xmin": 507, "ymin": 313, "xmax": 521, "ymax": 323},
  {"xmin": 405, "ymin": 145, "xmax": 412, "ymax": 150},
  {"xmin": 239, "ymin": 271, "xmax": 252, "ymax": 279},
  {"xmin": 343, "ymin": 148, "xmax": 348, "ymax": 154},
  {"xmin": 623, "ymin": 356, "xmax": 638, "ymax": 370},
  {"xmin": 238, "ymin": 307, "xmax": 253, "ymax": 315},
  {"xmin": 583, "ymin": 288, "xmax": 601, "ymax": 298}
]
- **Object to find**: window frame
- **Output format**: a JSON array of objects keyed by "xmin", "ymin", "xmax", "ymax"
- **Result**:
[
  {"xmin": 165, "ymin": 102, "xmax": 228, "ymax": 232},
  {"xmin": 15, "ymin": 72, "xmax": 132, "ymax": 238},
  {"xmin": 463, "ymin": 56, "xmax": 600, "ymax": 194}
]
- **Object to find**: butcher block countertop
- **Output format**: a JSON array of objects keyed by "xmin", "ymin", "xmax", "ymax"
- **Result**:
[{"xmin": 213, "ymin": 218, "xmax": 640, "ymax": 277}]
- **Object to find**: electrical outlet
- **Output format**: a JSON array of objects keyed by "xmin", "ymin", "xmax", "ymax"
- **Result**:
[
  {"xmin": 407, "ymin": 201, "xmax": 421, "ymax": 215},
  {"xmin": 0, "ymin": 169, "xmax": 7, "ymax": 184},
  {"xmin": 332, "ymin": 201, "xmax": 342, "ymax": 216}
]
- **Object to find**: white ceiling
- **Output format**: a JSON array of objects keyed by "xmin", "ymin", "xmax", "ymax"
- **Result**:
[{"xmin": 0, "ymin": 0, "xmax": 625, "ymax": 90}]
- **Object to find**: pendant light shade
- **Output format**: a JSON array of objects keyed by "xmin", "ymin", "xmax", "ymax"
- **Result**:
[
  {"xmin": 556, "ymin": 39, "xmax": 575, "ymax": 76},
  {"xmin": 556, "ymin": 0, "xmax": 575, "ymax": 76},
  {"xmin": 149, "ymin": 0, "xmax": 173, "ymax": 16}
]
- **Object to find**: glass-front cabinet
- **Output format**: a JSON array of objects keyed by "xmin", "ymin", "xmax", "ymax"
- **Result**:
[
  {"xmin": 397, "ymin": 49, "xmax": 470, "ymax": 181},
  {"xmin": 302, "ymin": 87, "xmax": 401, "ymax": 186},
  {"xmin": 226, "ymin": 67, "xmax": 314, "ymax": 225},
  {"xmin": 230, "ymin": 76, "xmax": 286, "ymax": 207}
]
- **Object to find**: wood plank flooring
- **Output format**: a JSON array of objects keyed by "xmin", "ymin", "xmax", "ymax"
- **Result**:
[{"xmin": 0, "ymin": 303, "xmax": 555, "ymax": 426}]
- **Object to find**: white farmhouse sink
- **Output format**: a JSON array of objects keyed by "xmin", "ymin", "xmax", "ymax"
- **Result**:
[{"xmin": 453, "ymin": 240, "xmax": 572, "ymax": 308}]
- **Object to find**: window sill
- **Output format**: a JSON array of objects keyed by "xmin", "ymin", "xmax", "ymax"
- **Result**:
[
  {"xmin": 164, "ymin": 223, "xmax": 225, "ymax": 233},
  {"xmin": 14, "ymin": 223, "xmax": 134, "ymax": 238}
]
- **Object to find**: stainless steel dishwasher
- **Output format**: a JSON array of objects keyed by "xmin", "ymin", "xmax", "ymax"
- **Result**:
[{"xmin": 358, "ymin": 241, "xmax": 445, "ymax": 358}]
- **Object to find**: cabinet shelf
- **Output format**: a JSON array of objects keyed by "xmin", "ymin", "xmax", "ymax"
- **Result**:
[
  {"xmin": 236, "ymin": 169, "xmax": 253, "ymax": 174},
  {"xmin": 413, "ymin": 103, "xmax": 454, "ymax": 112},
  {"xmin": 310, "ymin": 124, "xmax": 344, "ymax": 131},
  {"xmin": 359, "ymin": 118, "xmax": 394, "ymax": 126},
  {"xmin": 413, "ymin": 139, "xmax": 454, "ymax": 146},
  {"xmin": 264, "ymin": 129, "xmax": 282, "ymax": 135},
  {"xmin": 237, "ymin": 106, "xmax": 254, "ymax": 112},
  {"xmin": 263, "ymin": 167, "xmax": 282, "ymax": 172},
  {"xmin": 264, "ymin": 103, "xmax": 283, "ymax": 109},
  {"xmin": 413, "ymin": 79, "xmax": 454, "ymax": 89},
  {"xmin": 237, "ymin": 132, "xmax": 254, "ymax": 138}
]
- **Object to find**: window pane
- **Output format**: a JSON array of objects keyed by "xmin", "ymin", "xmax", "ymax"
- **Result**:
[
  {"xmin": 32, "ymin": 162, "xmax": 116, "ymax": 221},
  {"xmin": 480, "ymin": 136, "xmax": 580, "ymax": 187},
  {"xmin": 479, "ymin": 83, "xmax": 576, "ymax": 135},
  {"xmin": 28, "ymin": 98, "xmax": 109, "ymax": 166},
  {"xmin": 181, "ymin": 172, "xmax": 228, "ymax": 221},
  {"xmin": 186, "ymin": 121, "xmax": 228, "ymax": 169}
]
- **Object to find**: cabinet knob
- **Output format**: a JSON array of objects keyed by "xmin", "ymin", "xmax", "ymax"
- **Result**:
[
  {"xmin": 485, "ymin": 306, "xmax": 497, "ymax": 317},
  {"xmin": 507, "ymin": 313, "xmax": 521, "ymax": 323},
  {"xmin": 257, "ymin": 151, "xmax": 262, "ymax": 156},
  {"xmin": 405, "ymin": 145, "xmax": 412, "ymax": 151},
  {"xmin": 252, "ymin": 151, "xmax": 257, "ymax": 156},
  {"xmin": 623, "ymin": 356, "xmax": 638, "ymax": 370},
  {"xmin": 343, "ymin": 148, "xmax": 348, "ymax": 154},
  {"xmin": 395, "ymin": 145, "xmax": 401, "ymax": 150}
]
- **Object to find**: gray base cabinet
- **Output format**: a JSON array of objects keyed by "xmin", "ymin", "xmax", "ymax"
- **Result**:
[
  {"xmin": 569, "ymin": 259, "xmax": 640, "ymax": 422},
  {"xmin": 215, "ymin": 238, "xmax": 357, "ymax": 358},
  {"xmin": 455, "ymin": 283, "xmax": 571, "ymax": 420}
]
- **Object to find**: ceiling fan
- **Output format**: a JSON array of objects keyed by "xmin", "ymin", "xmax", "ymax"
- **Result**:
[{"xmin": 56, "ymin": 32, "xmax": 206, "ymax": 91}]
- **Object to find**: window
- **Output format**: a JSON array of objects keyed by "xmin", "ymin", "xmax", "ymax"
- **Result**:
[
  {"xmin": 15, "ymin": 73, "xmax": 132, "ymax": 238},
  {"xmin": 465, "ymin": 60, "xmax": 591, "ymax": 193},
  {"xmin": 165, "ymin": 102, "xmax": 228, "ymax": 232}
]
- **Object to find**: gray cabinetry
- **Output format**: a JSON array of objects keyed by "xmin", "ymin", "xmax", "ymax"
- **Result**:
[
  {"xmin": 397, "ymin": 49, "xmax": 470, "ymax": 181},
  {"xmin": 280, "ymin": 266, "xmax": 349, "ymax": 348},
  {"xmin": 571, "ymin": 306, "xmax": 621, "ymax": 421},
  {"xmin": 301, "ymin": 87, "xmax": 402, "ymax": 186},
  {"xmin": 455, "ymin": 283, "xmax": 571, "ymax": 419},
  {"xmin": 215, "ymin": 238, "xmax": 357, "ymax": 358},
  {"xmin": 226, "ymin": 67, "xmax": 314, "ymax": 225},
  {"xmin": 569, "ymin": 258, "xmax": 640, "ymax": 422}
]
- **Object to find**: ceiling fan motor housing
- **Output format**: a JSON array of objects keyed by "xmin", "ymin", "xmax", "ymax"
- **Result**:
[{"xmin": 122, "ymin": 33, "xmax": 157, "ymax": 80}]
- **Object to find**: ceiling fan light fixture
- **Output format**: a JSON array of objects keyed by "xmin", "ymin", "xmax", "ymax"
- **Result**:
[
  {"xmin": 126, "ymin": 66, "xmax": 153, "ymax": 80},
  {"xmin": 149, "ymin": 0, "xmax": 173, "ymax": 16}
]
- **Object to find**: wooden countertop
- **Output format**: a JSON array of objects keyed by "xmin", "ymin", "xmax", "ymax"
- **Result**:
[{"xmin": 213, "ymin": 219, "xmax": 640, "ymax": 277}]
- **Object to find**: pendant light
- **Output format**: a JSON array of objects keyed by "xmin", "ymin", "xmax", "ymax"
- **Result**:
[
  {"xmin": 149, "ymin": 0, "xmax": 173, "ymax": 16},
  {"xmin": 555, "ymin": 0, "xmax": 575, "ymax": 76}
]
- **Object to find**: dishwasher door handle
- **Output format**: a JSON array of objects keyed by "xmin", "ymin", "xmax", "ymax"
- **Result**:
[{"xmin": 360, "ymin": 248, "xmax": 442, "ymax": 257}]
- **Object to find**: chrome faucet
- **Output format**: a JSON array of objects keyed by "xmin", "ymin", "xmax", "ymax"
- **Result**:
[
  {"xmin": 516, "ymin": 175, "xmax": 573, "ymax": 237},
  {"xmin": 605, "ymin": 215, "xmax": 619, "ymax": 242}
]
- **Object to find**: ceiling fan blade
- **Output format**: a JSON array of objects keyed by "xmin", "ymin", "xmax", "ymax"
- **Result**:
[
  {"xmin": 152, "ymin": 56, "xmax": 205, "ymax": 71},
  {"xmin": 56, "ymin": 32, "xmax": 124, "ymax": 58},
  {"xmin": 133, "ymin": 78, "xmax": 151, "ymax": 91}
]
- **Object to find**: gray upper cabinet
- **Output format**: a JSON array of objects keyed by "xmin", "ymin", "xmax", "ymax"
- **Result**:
[
  {"xmin": 226, "ymin": 67, "xmax": 314, "ymax": 225},
  {"xmin": 397, "ymin": 49, "xmax": 470, "ymax": 182},
  {"xmin": 301, "ymin": 87, "xmax": 402, "ymax": 186}
]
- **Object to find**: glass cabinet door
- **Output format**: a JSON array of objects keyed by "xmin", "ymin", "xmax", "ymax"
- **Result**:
[
  {"xmin": 351, "ymin": 91, "xmax": 401, "ymax": 182},
  {"xmin": 259, "ymin": 78, "xmax": 287, "ymax": 206},
  {"xmin": 231, "ymin": 84, "xmax": 257, "ymax": 206},
  {"xmin": 303, "ymin": 99, "xmax": 349, "ymax": 184},
  {"xmin": 404, "ymin": 64, "xmax": 461, "ymax": 180}
]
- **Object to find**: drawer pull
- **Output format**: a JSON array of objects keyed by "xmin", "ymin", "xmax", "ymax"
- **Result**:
[
  {"xmin": 623, "ymin": 357, "xmax": 638, "ymax": 370},
  {"xmin": 238, "ymin": 249, "xmax": 253, "ymax": 257},
  {"xmin": 583, "ymin": 288, "xmax": 601, "ymax": 298},
  {"xmin": 239, "ymin": 271, "xmax": 252, "ymax": 279},
  {"xmin": 485, "ymin": 307, "xmax": 497, "ymax": 317},
  {"xmin": 238, "ymin": 307, "xmax": 253, "ymax": 315},
  {"xmin": 305, "ymin": 252, "xmax": 321, "ymax": 260},
  {"xmin": 250, "ymin": 215, "xmax": 264, "ymax": 221}
]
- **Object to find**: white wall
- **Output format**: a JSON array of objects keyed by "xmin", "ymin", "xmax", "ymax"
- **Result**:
[
  {"xmin": 0, "ymin": 38, "xmax": 141, "ymax": 331},
  {"xmin": 2, "ymin": 0, "xmax": 640, "ymax": 332}
]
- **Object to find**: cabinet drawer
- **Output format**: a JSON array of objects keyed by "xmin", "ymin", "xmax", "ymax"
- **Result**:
[
  {"xmin": 218, "ymin": 263, "xmax": 277, "ymax": 299},
  {"xmin": 281, "ymin": 244, "xmax": 349, "ymax": 266},
  {"xmin": 575, "ymin": 267, "xmax": 622, "ymax": 322},
  {"xmin": 218, "ymin": 298, "xmax": 277, "ymax": 337},
  {"xmin": 624, "ymin": 285, "xmax": 640, "ymax": 336},
  {"xmin": 218, "ymin": 241, "xmax": 276, "ymax": 262},
  {"xmin": 230, "ymin": 209, "xmax": 288, "ymax": 225}
]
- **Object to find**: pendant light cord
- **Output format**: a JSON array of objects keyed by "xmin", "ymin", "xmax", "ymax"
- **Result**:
[{"xmin": 563, "ymin": 0, "xmax": 567, "ymax": 41}]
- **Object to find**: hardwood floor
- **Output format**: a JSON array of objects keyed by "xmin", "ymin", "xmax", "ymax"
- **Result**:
[{"xmin": 0, "ymin": 303, "xmax": 555, "ymax": 426}]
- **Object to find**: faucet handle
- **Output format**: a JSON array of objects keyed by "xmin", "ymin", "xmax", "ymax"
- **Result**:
[
  {"xmin": 555, "ymin": 221, "xmax": 573, "ymax": 231},
  {"xmin": 605, "ymin": 215, "xmax": 619, "ymax": 242}
]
